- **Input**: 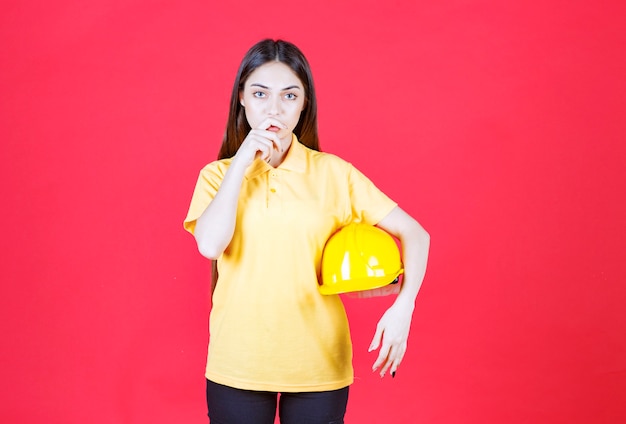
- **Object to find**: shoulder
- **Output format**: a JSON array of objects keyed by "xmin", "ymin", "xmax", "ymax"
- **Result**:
[
  {"xmin": 304, "ymin": 147, "xmax": 353, "ymax": 172},
  {"xmin": 199, "ymin": 158, "xmax": 233, "ymax": 178}
]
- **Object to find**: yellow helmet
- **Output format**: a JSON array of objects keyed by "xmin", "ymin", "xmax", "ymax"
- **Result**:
[{"xmin": 319, "ymin": 222, "xmax": 404, "ymax": 295}]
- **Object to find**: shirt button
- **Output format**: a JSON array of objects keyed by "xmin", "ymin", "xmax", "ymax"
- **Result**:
[{"xmin": 270, "ymin": 188, "xmax": 276, "ymax": 193}]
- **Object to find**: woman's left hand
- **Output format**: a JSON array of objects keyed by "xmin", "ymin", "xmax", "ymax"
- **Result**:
[
  {"xmin": 369, "ymin": 299, "xmax": 415, "ymax": 378},
  {"xmin": 368, "ymin": 206, "xmax": 430, "ymax": 378}
]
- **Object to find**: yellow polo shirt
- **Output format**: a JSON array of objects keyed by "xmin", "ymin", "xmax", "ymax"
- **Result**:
[{"xmin": 184, "ymin": 135, "xmax": 397, "ymax": 392}]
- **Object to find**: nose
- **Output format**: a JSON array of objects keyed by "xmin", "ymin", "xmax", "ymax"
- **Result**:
[{"xmin": 267, "ymin": 95, "xmax": 281, "ymax": 116}]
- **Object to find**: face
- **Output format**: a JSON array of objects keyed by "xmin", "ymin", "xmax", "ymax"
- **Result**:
[{"xmin": 240, "ymin": 61, "xmax": 306, "ymax": 141}]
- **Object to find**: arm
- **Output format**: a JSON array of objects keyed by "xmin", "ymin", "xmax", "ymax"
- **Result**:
[
  {"xmin": 193, "ymin": 119, "xmax": 285, "ymax": 259},
  {"xmin": 193, "ymin": 159, "xmax": 248, "ymax": 259},
  {"xmin": 368, "ymin": 206, "xmax": 430, "ymax": 377}
]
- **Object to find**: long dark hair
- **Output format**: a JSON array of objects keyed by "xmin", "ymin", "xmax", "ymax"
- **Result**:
[
  {"xmin": 212, "ymin": 39, "xmax": 321, "ymax": 294},
  {"xmin": 217, "ymin": 39, "xmax": 320, "ymax": 159}
]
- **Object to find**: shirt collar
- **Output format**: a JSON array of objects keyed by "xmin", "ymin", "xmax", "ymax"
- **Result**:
[{"xmin": 244, "ymin": 134, "xmax": 307, "ymax": 180}]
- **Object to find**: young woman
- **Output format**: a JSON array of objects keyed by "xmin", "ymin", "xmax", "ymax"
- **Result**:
[{"xmin": 184, "ymin": 39, "xmax": 430, "ymax": 424}]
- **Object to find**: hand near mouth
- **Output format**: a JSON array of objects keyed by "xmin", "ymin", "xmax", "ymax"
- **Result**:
[
  {"xmin": 233, "ymin": 118, "xmax": 288, "ymax": 168},
  {"xmin": 262, "ymin": 118, "xmax": 288, "ymax": 134}
]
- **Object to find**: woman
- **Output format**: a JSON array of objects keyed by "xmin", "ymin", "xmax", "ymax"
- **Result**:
[{"xmin": 184, "ymin": 39, "xmax": 430, "ymax": 424}]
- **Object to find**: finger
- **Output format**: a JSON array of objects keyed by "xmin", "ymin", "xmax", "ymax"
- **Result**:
[
  {"xmin": 379, "ymin": 344, "xmax": 400, "ymax": 377},
  {"xmin": 250, "ymin": 141, "xmax": 271, "ymax": 162},
  {"xmin": 245, "ymin": 131, "xmax": 273, "ymax": 145},
  {"xmin": 250, "ymin": 129, "xmax": 282, "ymax": 153},
  {"xmin": 256, "ymin": 118, "xmax": 288, "ymax": 131},
  {"xmin": 369, "ymin": 324, "xmax": 383, "ymax": 353},
  {"xmin": 389, "ymin": 357, "xmax": 401, "ymax": 376},
  {"xmin": 388, "ymin": 343, "xmax": 407, "ymax": 376},
  {"xmin": 266, "ymin": 132, "xmax": 282, "ymax": 152},
  {"xmin": 257, "ymin": 120, "xmax": 287, "ymax": 151},
  {"xmin": 372, "ymin": 341, "xmax": 391, "ymax": 373}
]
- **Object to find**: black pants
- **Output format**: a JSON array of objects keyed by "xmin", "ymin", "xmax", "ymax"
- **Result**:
[{"xmin": 206, "ymin": 379, "xmax": 349, "ymax": 424}]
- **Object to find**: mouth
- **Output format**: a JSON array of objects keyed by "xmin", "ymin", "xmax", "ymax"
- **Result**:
[{"xmin": 267, "ymin": 125, "xmax": 281, "ymax": 132}]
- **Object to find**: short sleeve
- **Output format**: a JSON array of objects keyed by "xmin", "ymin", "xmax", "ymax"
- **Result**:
[
  {"xmin": 347, "ymin": 163, "xmax": 397, "ymax": 225},
  {"xmin": 183, "ymin": 161, "xmax": 228, "ymax": 234}
]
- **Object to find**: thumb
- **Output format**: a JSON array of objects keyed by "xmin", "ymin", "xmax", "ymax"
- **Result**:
[{"xmin": 369, "ymin": 325, "xmax": 383, "ymax": 352}]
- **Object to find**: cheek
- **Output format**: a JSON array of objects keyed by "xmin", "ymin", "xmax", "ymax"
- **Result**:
[
  {"xmin": 291, "ymin": 101, "xmax": 306, "ymax": 117},
  {"xmin": 243, "ymin": 102, "xmax": 261, "ymax": 121},
  {"xmin": 287, "ymin": 107, "xmax": 304, "ymax": 127},
  {"xmin": 243, "ymin": 108, "xmax": 258, "ymax": 128}
]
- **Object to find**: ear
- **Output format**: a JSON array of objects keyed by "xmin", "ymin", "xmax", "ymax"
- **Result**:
[{"xmin": 239, "ymin": 92, "xmax": 245, "ymax": 107}]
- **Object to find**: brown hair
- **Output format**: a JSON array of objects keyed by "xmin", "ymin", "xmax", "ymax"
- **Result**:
[{"xmin": 211, "ymin": 39, "xmax": 321, "ymax": 294}]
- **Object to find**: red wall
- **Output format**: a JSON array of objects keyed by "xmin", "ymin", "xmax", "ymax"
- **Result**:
[{"xmin": 1, "ymin": 1, "xmax": 625, "ymax": 423}]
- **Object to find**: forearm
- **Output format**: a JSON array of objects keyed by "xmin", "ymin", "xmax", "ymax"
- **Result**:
[
  {"xmin": 395, "ymin": 222, "xmax": 430, "ymax": 308},
  {"xmin": 194, "ymin": 159, "xmax": 248, "ymax": 259},
  {"xmin": 376, "ymin": 207, "xmax": 430, "ymax": 308},
  {"xmin": 369, "ymin": 211, "xmax": 430, "ymax": 376}
]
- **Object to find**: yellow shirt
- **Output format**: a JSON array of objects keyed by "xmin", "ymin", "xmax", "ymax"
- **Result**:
[{"xmin": 184, "ymin": 135, "xmax": 397, "ymax": 392}]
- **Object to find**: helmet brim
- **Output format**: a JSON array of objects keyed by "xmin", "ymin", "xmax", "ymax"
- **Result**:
[{"xmin": 318, "ymin": 270, "xmax": 403, "ymax": 295}]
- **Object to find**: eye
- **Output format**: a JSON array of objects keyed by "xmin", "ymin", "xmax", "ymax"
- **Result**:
[
  {"xmin": 285, "ymin": 93, "xmax": 297, "ymax": 100},
  {"xmin": 253, "ymin": 91, "xmax": 266, "ymax": 98}
]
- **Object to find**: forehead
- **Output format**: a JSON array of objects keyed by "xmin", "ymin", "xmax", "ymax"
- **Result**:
[{"xmin": 244, "ymin": 61, "xmax": 303, "ymax": 88}]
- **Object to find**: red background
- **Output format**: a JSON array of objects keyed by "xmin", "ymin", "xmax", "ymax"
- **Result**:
[{"xmin": 1, "ymin": 1, "xmax": 625, "ymax": 423}]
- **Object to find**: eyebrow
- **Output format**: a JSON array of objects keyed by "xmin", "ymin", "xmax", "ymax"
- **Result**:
[{"xmin": 250, "ymin": 83, "xmax": 302, "ymax": 91}]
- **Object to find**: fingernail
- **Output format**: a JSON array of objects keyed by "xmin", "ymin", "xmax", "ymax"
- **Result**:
[{"xmin": 392, "ymin": 371, "xmax": 396, "ymax": 378}]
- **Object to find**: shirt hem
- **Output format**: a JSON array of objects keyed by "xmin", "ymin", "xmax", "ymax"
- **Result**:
[{"xmin": 205, "ymin": 371, "xmax": 354, "ymax": 393}]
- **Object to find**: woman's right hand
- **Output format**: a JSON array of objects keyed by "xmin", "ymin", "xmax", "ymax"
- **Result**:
[
  {"xmin": 193, "ymin": 118, "xmax": 288, "ymax": 259},
  {"xmin": 232, "ymin": 118, "xmax": 287, "ymax": 168}
]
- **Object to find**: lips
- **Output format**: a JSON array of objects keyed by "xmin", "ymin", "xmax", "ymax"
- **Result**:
[{"xmin": 267, "ymin": 125, "xmax": 281, "ymax": 132}]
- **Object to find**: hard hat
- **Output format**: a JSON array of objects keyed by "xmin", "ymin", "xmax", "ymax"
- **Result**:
[{"xmin": 319, "ymin": 222, "xmax": 403, "ymax": 295}]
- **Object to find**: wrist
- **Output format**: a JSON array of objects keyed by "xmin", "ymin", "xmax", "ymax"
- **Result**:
[
  {"xmin": 229, "ymin": 154, "xmax": 252, "ymax": 174},
  {"xmin": 394, "ymin": 288, "xmax": 417, "ymax": 310}
]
